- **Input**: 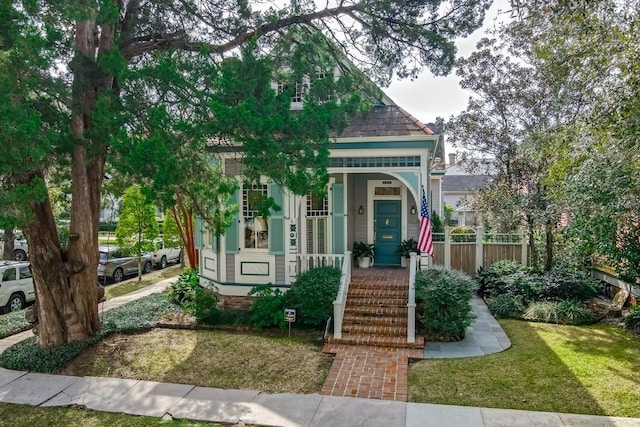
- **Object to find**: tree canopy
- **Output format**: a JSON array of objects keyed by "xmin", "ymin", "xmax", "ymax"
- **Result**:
[
  {"xmin": 0, "ymin": 0, "xmax": 493, "ymax": 347},
  {"xmin": 448, "ymin": 0, "xmax": 640, "ymax": 277}
]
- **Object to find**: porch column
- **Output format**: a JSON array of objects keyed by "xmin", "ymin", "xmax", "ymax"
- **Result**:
[
  {"xmin": 419, "ymin": 152, "xmax": 431, "ymax": 270},
  {"xmin": 444, "ymin": 226, "xmax": 451, "ymax": 268},
  {"xmin": 475, "ymin": 226, "xmax": 484, "ymax": 271}
]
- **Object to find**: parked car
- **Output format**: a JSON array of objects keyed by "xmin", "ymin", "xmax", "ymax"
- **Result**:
[
  {"xmin": 151, "ymin": 240, "xmax": 182, "ymax": 269},
  {"xmin": 0, "ymin": 260, "xmax": 35, "ymax": 312},
  {"xmin": 98, "ymin": 245, "xmax": 153, "ymax": 284},
  {"xmin": 0, "ymin": 230, "xmax": 29, "ymax": 261}
]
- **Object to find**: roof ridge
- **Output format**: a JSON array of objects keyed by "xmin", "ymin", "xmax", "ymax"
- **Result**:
[{"xmin": 398, "ymin": 107, "xmax": 434, "ymax": 135}]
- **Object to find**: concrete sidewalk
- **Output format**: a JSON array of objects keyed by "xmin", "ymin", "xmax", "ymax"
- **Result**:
[
  {"xmin": 0, "ymin": 367, "xmax": 638, "ymax": 426},
  {"xmin": 0, "ymin": 278, "xmax": 639, "ymax": 426}
]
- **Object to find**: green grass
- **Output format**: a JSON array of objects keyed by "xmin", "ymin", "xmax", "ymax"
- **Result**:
[
  {"xmin": 60, "ymin": 328, "xmax": 330, "ymax": 394},
  {"xmin": 409, "ymin": 320, "xmax": 640, "ymax": 417},
  {"xmin": 104, "ymin": 264, "xmax": 183, "ymax": 299},
  {"xmin": 0, "ymin": 403, "xmax": 220, "ymax": 426}
]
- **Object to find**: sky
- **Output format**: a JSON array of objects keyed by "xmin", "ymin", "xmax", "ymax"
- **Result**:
[{"xmin": 385, "ymin": 0, "xmax": 511, "ymax": 125}]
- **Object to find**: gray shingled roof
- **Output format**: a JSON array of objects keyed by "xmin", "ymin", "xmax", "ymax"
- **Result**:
[
  {"xmin": 442, "ymin": 175, "xmax": 491, "ymax": 192},
  {"xmin": 333, "ymin": 104, "xmax": 434, "ymax": 138}
]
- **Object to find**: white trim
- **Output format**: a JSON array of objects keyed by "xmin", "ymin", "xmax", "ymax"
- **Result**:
[
  {"xmin": 331, "ymin": 135, "xmax": 437, "ymax": 143},
  {"xmin": 366, "ymin": 179, "xmax": 404, "ymax": 244}
]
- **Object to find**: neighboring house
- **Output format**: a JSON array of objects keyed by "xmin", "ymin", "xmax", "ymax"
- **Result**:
[
  {"xmin": 441, "ymin": 154, "xmax": 491, "ymax": 227},
  {"xmin": 196, "ymin": 96, "xmax": 443, "ymax": 295}
]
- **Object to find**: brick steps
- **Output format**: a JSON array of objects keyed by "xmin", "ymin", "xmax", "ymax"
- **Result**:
[
  {"xmin": 342, "ymin": 324, "xmax": 406, "ymax": 336},
  {"xmin": 348, "ymin": 288, "xmax": 408, "ymax": 298},
  {"xmin": 345, "ymin": 306, "xmax": 407, "ymax": 317},
  {"xmin": 334, "ymin": 268, "xmax": 421, "ymax": 351},
  {"xmin": 327, "ymin": 333, "xmax": 425, "ymax": 349},
  {"xmin": 347, "ymin": 297, "xmax": 407, "ymax": 307},
  {"xmin": 343, "ymin": 314, "xmax": 407, "ymax": 326}
]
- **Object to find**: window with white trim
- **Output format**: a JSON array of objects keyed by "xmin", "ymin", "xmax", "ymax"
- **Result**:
[
  {"xmin": 242, "ymin": 183, "xmax": 269, "ymax": 249},
  {"xmin": 306, "ymin": 193, "xmax": 329, "ymax": 254}
]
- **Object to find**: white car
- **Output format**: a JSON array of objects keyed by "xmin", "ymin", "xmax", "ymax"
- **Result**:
[
  {"xmin": 0, "ymin": 261, "xmax": 36, "ymax": 312},
  {"xmin": 0, "ymin": 231, "xmax": 29, "ymax": 261},
  {"xmin": 151, "ymin": 240, "xmax": 182, "ymax": 269}
]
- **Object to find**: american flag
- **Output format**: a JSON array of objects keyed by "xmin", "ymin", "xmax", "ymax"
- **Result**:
[{"xmin": 418, "ymin": 186, "xmax": 434, "ymax": 257}]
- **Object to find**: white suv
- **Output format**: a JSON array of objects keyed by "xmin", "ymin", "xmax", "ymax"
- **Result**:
[
  {"xmin": 151, "ymin": 240, "xmax": 182, "ymax": 269},
  {"xmin": 0, "ymin": 231, "xmax": 29, "ymax": 261},
  {"xmin": 0, "ymin": 261, "xmax": 35, "ymax": 312}
]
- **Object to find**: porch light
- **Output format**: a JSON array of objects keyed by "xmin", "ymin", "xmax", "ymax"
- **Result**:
[
  {"xmin": 358, "ymin": 205, "xmax": 364, "ymax": 215},
  {"xmin": 411, "ymin": 205, "xmax": 417, "ymax": 215}
]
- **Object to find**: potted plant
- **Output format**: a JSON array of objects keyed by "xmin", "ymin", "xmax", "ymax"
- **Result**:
[
  {"xmin": 352, "ymin": 241, "xmax": 375, "ymax": 268},
  {"xmin": 396, "ymin": 238, "xmax": 419, "ymax": 268}
]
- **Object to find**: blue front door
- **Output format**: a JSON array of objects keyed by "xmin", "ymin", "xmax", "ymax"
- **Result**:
[{"xmin": 374, "ymin": 200, "xmax": 401, "ymax": 266}]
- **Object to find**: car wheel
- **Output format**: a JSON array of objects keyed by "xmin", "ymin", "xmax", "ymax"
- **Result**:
[
  {"xmin": 13, "ymin": 250, "xmax": 27, "ymax": 262},
  {"xmin": 160, "ymin": 256, "xmax": 167, "ymax": 269},
  {"xmin": 112, "ymin": 267, "xmax": 124, "ymax": 283},
  {"xmin": 143, "ymin": 261, "xmax": 152, "ymax": 274},
  {"xmin": 7, "ymin": 293, "xmax": 25, "ymax": 312}
]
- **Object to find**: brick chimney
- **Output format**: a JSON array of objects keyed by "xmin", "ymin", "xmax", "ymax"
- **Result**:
[{"xmin": 448, "ymin": 153, "xmax": 457, "ymax": 166}]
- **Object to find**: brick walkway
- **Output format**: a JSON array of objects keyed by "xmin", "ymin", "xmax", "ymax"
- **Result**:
[{"xmin": 321, "ymin": 268, "xmax": 423, "ymax": 402}]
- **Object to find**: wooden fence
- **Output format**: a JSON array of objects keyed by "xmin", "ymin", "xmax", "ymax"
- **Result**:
[{"xmin": 425, "ymin": 228, "xmax": 527, "ymax": 275}]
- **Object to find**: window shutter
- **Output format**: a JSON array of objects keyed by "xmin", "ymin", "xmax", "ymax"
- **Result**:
[
  {"xmin": 194, "ymin": 215, "xmax": 203, "ymax": 249},
  {"xmin": 331, "ymin": 183, "xmax": 345, "ymax": 254},
  {"xmin": 225, "ymin": 188, "xmax": 240, "ymax": 254},
  {"xmin": 269, "ymin": 183, "xmax": 285, "ymax": 255}
]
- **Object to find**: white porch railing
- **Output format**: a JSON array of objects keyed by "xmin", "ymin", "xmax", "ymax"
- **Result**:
[
  {"xmin": 298, "ymin": 253, "xmax": 345, "ymax": 273},
  {"xmin": 407, "ymin": 252, "xmax": 417, "ymax": 344},
  {"xmin": 331, "ymin": 251, "xmax": 352, "ymax": 340}
]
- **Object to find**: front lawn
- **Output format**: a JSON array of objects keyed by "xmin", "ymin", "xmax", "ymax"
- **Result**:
[
  {"xmin": 0, "ymin": 403, "xmax": 220, "ymax": 426},
  {"xmin": 409, "ymin": 320, "xmax": 640, "ymax": 417},
  {"xmin": 60, "ymin": 328, "xmax": 331, "ymax": 394}
]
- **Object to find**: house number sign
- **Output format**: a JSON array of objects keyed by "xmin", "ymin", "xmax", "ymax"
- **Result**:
[{"xmin": 385, "ymin": 218, "xmax": 390, "ymax": 225}]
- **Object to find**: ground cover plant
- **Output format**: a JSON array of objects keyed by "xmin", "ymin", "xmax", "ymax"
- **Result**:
[
  {"xmin": 0, "ymin": 294, "xmax": 180, "ymax": 373},
  {"xmin": 414, "ymin": 266, "xmax": 476, "ymax": 340},
  {"xmin": 60, "ymin": 328, "xmax": 330, "ymax": 394},
  {"xmin": 478, "ymin": 260, "xmax": 599, "ymax": 324},
  {"xmin": 409, "ymin": 320, "xmax": 640, "ymax": 417},
  {"xmin": 0, "ymin": 310, "xmax": 31, "ymax": 339}
]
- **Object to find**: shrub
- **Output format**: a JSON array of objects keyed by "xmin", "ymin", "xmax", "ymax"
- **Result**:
[
  {"xmin": 487, "ymin": 294, "xmax": 525, "ymax": 319},
  {"xmin": 248, "ymin": 284, "xmax": 288, "ymax": 331},
  {"xmin": 536, "ymin": 266, "xmax": 599, "ymax": 302},
  {"xmin": 450, "ymin": 226, "xmax": 476, "ymax": 242},
  {"xmin": 289, "ymin": 266, "xmax": 341, "ymax": 327},
  {"xmin": 557, "ymin": 300, "xmax": 595, "ymax": 325},
  {"xmin": 167, "ymin": 269, "xmax": 201, "ymax": 305},
  {"xmin": 414, "ymin": 266, "xmax": 476, "ymax": 339},
  {"xmin": 500, "ymin": 270, "xmax": 541, "ymax": 304},
  {"xmin": 182, "ymin": 286, "xmax": 218, "ymax": 324},
  {"xmin": 524, "ymin": 300, "xmax": 594, "ymax": 325},
  {"xmin": 166, "ymin": 269, "xmax": 218, "ymax": 323},
  {"xmin": 476, "ymin": 259, "xmax": 529, "ymax": 298},
  {"xmin": 0, "ymin": 293, "xmax": 179, "ymax": 372},
  {"xmin": 625, "ymin": 305, "xmax": 640, "ymax": 333},
  {"xmin": 524, "ymin": 301, "xmax": 562, "ymax": 324}
]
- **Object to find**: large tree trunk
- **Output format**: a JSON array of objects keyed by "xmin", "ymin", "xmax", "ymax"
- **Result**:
[
  {"xmin": 545, "ymin": 221, "xmax": 554, "ymax": 272},
  {"xmin": 22, "ymin": 16, "xmax": 114, "ymax": 348},
  {"xmin": 23, "ymin": 170, "xmax": 101, "ymax": 348},
  {"xmin": 2, "ymin": 228, "xmax": 14, "ymax": 260}
]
